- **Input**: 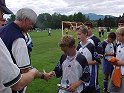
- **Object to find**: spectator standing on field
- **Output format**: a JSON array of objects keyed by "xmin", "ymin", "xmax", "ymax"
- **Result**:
[
  {"xmin": 48, "ymin": 28, "xmax": 51, "ymax": 36},
  {"xmin": 0, "ymin": 8, "xmax": 39, "ymax": 93},
  {"xmin": 101, "ymin": 27, "xmax": 105, "ymax": 37},
  {"xmin": 98, "ymin": 27, "xmax": 102, "ymax": 37},
  {"xmin": 0, "ymin": 1, "xmax": 52, "ymax": 93},
  {"xmin": 107, "ymin": 27, "xmax": 111, "ymax": 36}
]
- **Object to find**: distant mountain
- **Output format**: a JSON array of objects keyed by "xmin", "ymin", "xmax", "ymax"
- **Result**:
[{"xmin": 84, "ymin": 13, "xmax": 115, "ymax": 20}]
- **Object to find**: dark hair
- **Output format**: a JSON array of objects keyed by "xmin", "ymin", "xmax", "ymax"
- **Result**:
[
  {"xmin": 118, "ymin": 18, "xmax": 124, "ymax": 23},
  {"xmin": 84, "ymin": 21, "xmax": 93, "ymax": 28},
  {"xmin": 108, "ymin": 32, "xmax": 116, "ymax": 40}
]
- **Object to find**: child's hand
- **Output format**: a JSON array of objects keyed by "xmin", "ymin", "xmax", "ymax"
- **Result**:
[
  {"xmin": 66, "ymin": 83, "xmax": 77, "ymax": 92},
  {"xmin": 48, "ymin": 71, "xmax": 55, "ymax": 77},
  {"xmin": 108, "ymin": 57, "xmax": 119, "ymax": 64},
  {"xmin": 42, "ymin": 69, "xmax": 51, "ymax": 81},
  {"xmin": 66, "ymin": 80, "xmax": 82, "ymax": 92},
  {"xmin": 115, "ymin": 60, "xmax": 124, "ymax": 66}
]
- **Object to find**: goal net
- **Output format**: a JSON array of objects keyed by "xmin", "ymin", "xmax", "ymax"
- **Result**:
[{"xmin": 62, "ymin": 21, "xmax": 84, "ymax": 37}]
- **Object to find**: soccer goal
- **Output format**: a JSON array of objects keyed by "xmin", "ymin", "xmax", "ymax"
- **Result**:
[{"xmin": 62, "ymin": 21, "xmax": 84, "ymax": 36}]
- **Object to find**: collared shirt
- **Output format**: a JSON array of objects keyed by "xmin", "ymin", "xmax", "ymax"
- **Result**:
[
  {"xmin": 87, "ymin": 34, "xmax": 95, "ymax": 46},
  {"xmin": 0, "ymin": 22, "xmax": 31, "ymax": 69},
  {"xmin": 54, "ymin": 52, "xmax": 90, "ymax": 93},
  {"xmin": 78, "ymin": 41, "xmax": 93, "ymax": 62},
  {"xmin": 12, "ymin": 38, "xmax": 31, "ymax": 69},
  {"xmin": 77, "ymin": 41, "xmax": 98, "ymax": 87},
  {"xmin": 116, "ymin": 43, "xmax": 124, "ymax": 75},
  {"xmin": 0, "ymin": 38, "xmax": 21, "ymax": 93},
  {"xmin": 102, "ymin": 40, "xmax": 115, "ymax": 60}
]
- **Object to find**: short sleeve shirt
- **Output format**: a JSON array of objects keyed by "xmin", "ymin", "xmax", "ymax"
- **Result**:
[
  {"xmin": 116, "ymin": 44, "xmax": 124, "ymax": 75},
  {"xmin": 0, "ymin": 38, "xmax": 21, "ymax": 92},
  {"xmin": 12, "ymin": 38, "xmax": 31, "ymax": 69}
]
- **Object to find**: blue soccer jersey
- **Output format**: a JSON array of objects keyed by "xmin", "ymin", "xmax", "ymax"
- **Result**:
[
  {"xmin": 87, "ymin": 35, "xmax": 102, "ymax": 92},
  {"xmin": 102, "ymin": 40, "xmax": 115, "ymax": 60},
  {"xmin": 53, "ymin": 52, "xmax": 90, "ymax": 93},
  {"xmin": 87, "ymin": 35, "xmax": 103, "ymax": 55},
  {"xmin": 101, "ymin": 40, "xmax": 114, "ymax": 74},
  {"xmin": 77, "ymin": 41, "xmax": 98, "ymax": 87}
]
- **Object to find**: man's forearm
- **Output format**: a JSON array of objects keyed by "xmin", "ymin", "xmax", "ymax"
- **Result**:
[{"xmin": 11, "ymin": 68, "xmax": 39, "ymax": 91}]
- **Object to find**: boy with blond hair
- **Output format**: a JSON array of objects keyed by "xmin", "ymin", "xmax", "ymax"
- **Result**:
[
  {"xmin": 49, "ymin": 35, "xmax": 90, "ymax": 93},
  {"xmin": 108, "ymin": 27, "xmax": 124, "ymax": 93},
  {"xmin": 76, "ymin": 25, "xmax": 100, "ymax": 93}
]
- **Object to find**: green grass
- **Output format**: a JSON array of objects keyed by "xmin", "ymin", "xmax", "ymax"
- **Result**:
[{"xmin": 26, "ymin": 29, "xmax": 116, "ymax": 93}]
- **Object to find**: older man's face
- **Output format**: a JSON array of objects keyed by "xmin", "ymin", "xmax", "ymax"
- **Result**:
[{"xmin": 21, "ymin": 19, "xmax": 35, "ymax": 33}]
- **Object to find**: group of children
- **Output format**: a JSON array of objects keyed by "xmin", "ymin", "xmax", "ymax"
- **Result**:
[{"xmin": 46, "ymin": 19, "xmax": 124, "ymax": 93}]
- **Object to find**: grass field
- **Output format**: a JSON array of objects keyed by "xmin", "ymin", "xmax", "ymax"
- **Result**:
[{"xmin": 26, "ymin": 29, "xmax": 115, "ymax": 93}]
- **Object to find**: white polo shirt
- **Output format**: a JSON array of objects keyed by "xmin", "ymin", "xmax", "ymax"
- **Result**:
[
  {"xmin": 102, "ymin": 40, "xmax": 115, "ymax": 60},
  {"xmin": 116, "ymin": 43, "xmax": 124, "ymax": 75},
  {"xmin": 12, "ymin": 38, "xmax": 31, "ymax": 69},
  {"xmin": 0, "ymin": 38, "xmax": 21, "ymax": 93}
]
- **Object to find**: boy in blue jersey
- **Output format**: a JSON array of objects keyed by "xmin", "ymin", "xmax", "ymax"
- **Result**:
[
  {"xmin": 101, "ymin": 32, "xmax": 116, "ymax": 93},
  {"xmin": 76, "ymin": 25, "xmax": 100, "ymax": 93},
  {"xmin": 108, "ymin": 27, "xmax": 124, "ymax": 93},
  {"xmin": 84, "ymin": 22, "xmax": 103, "ymax": 93},
  {"xmin": 48, "ymin": 35, "xmax": 90, "ymax": 93}
]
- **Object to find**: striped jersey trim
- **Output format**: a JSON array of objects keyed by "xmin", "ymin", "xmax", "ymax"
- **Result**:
[
  {"xmin": 18, "ymin": 64, "xmax": 31, "ymax": 69},
  {"xmin": 4, "ymin": 73, "xmax": 21, "ymax": 87}
]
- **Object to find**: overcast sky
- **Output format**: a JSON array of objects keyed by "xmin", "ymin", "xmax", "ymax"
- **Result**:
[{"xmin": 5, "ymin": 0, "xmax": 124, "ymax": 17}]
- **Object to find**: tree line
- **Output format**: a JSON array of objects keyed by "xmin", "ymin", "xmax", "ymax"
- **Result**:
[{"xmin": 7, "ymin": 12, "xmax": 124, "ymax": 30}]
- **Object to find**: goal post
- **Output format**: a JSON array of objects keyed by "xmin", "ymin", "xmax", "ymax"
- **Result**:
[{"xmin": 62, "ymin": 21, "xmax": 84, "ymax": 36}]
